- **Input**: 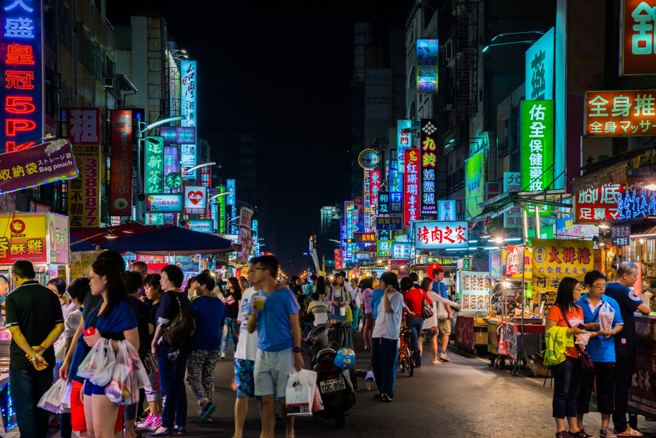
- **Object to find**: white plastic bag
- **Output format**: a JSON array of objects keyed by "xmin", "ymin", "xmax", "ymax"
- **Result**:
[
  {"xmin": 37, "ymin": 379, "xmax": 68, "ymax": 413},
  {"xmin": 123, "ymin": 339, "xmax": 150, "ymax": 390},
  {"xmin": 285, "ymin": 369, "xmax": 317, "ymax": 417},
  {"xmin": 58, "ymin": 381, "xmax": 73, "ymax": 414},
  {"xmin": 575, "ymin": 331, "xmax": 592, "ymax": 347},
  {"xmin": 54, "ymin": 338, "xmax": 66, "ymax": 362},
  {"xmin": 599, "ymin": 302, "xmax": 615, "ymax": 331},
  {"xmin": 105, "ymin": 341, "xmax": 135, "ymax": 405},
  {"xmin": 311, "ymin": 385, "xmax": 324, "ymax": 413},
  {"xmin": 89, "ymin": 339, "xmax": 116, "ymax": 386},
  {"xmin": 77, "ymin": 338, "xmax": 108, "ymax": 380}
]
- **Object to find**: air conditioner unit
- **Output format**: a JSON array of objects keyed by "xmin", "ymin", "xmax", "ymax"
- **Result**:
[
  {"xmin": 445, "ymin": 40, "xmax": 453, "ymax": 61},
  {"xmin": 103, "ymin": 77, "xmax": 115, "ymax": 89}
]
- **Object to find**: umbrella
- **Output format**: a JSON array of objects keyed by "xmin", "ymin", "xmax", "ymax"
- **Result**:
[
  {"xmin": 71, "ymin": 223, "xmax": 157, "ymax": 244},
  {"xmin": 70, "ymin": 236, "xmax": 97, "ymax": 252},
  {"xmin": 99, "ymin": 225, "xmax": 234, "ymax": 256}
]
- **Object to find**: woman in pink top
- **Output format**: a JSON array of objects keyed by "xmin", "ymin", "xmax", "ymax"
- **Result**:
[{"xmin": 361, "ymin": 277, "xmax": 374, "ymax": 350}]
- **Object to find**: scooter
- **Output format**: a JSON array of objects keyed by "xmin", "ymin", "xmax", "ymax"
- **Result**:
[{"xmin": 304, "ymin": 324, "xmax": 356, "ymax": 429}]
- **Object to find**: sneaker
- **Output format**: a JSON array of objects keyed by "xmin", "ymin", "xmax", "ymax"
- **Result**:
[
  {"xmin": 557, "ymin": 432, "xmax": 574, "ymax": 438},
  {"xmin": 600, "ymin": 426, "xmax": 616, "ymax": 438},
  {"xmin": 380, "ymin": 394, "xmax": 392, "ymax": 403},
  {"xmin": 198, "ymin": 403, "xmax": 216, "ymax": 424},
  {"xmin": 440, "ymin": 353, "xmax": 450, "ymax": 362},
  {"xmin": 137, "ymin": 414, "xmax": 155, "ymax": 430},
  {"xmin": 220, "ymin": 353, "xmax": 226, "ymax": 359},
  {"xmin": 150, "ymin": 416, "xmax": 162, "ymax": 430},
  {"xmin": 571, "ymin": 427, "xmax": 595, "ymax": 438}
]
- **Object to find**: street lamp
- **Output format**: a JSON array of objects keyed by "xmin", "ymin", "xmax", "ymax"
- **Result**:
[
  {"xmin": 137, "ymin": 116, "xmax": 187, "ymax": 137},
  {"xmin": 208, "ymin": 191, "xmax": 234, "ymax": 203},
  {"xmin": 183, "ymin": 162, "xmax": 216, "ymax": 177},
  {"xmin": 329, "ymin": 239, "xmax": 341, "ymax": 245},
  {"xmin": 482, "ymin": 30, "xmax": 546, "ymax": 54}
]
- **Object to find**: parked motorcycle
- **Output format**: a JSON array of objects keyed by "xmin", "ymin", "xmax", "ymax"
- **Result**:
[{"xmin": 304, "ymin": 324, "xmax": 356, "ymax": 428}]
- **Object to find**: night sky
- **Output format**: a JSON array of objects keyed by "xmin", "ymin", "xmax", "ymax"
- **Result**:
[{"xmin": 108, "ymin": 0, "xmax": 411, "ymax": 275}]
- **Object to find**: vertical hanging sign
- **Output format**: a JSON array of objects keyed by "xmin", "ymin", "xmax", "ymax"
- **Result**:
[
  {"xmin": 1, "ymin": 0, "xmax": 44, "ymax": 154},
  {"xmin": 416, "ymin": 39, "xmax": 439, "ymax": 93},
  {"xmin": 389, "ymin": 147, "xmax": 403, "ymax": 213},
  {"xmin": 145, "ymin": 137, "xmax": 164, "ymax": 193},
  {"xmin": 420, "ymin": 119, "xmax": 437, "ymax": 216},
  {"xmin": 521, "ymin": 100, "xmax": 554, "ymax": 192},
  {"xmin": 363, "ymin": 169, "xmax": 372, "ymax": 232},
  {"xmin": 163, "ymin": 146, "xmax": 179, "ymax": 193},
  {"xmin": 218, "ymin": 185, "xmax": 227, "ymax": 234},
  {"xmin": 403, "ymin": 148, "xmax": 420, "ymax": 227},
  {"xmin": 370, "ymin": 170, "xmax": 381, "ymax": 224},
  {"xmin": 199, "ymin": 165, "xmax": 211, "ymax": 219},
  {"xmin": 110, "ymin": 110, "xmax": 132, "ymax": 216},
  {"xmin": 397, "ymin": 120, "xmax": 412, "ymax": 173},
  {"xmin": 180, "ymin": 60, "xmax": 197, "ymax": 180},
  {"xmin": 622, "ymin": 0, "xmax": 656, "ymax": 76}
]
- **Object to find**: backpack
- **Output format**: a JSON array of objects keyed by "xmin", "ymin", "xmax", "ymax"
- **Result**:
[{"xmin": 162, "ymin": 292, "xmax": 196, "ymax": 347}]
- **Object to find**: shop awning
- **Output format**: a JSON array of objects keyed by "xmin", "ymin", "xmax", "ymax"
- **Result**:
[
  {"xmin": 70, "ymin": 236, "xmax": 97, "ymax": 252},
  {"xmin": 98, "ymin": 225, "xmax": 235, "ymax": 256},
  {"xmin": 71, "ymin": 223, "xmax": 158, "ymax": 244}
]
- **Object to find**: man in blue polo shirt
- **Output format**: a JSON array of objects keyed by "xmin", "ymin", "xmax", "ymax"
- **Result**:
[{"xmin": 576, "ymin": 270, "xmax": 623, "ymax": 438}]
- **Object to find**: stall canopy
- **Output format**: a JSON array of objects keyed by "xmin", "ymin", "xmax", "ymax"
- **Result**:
[
  {"xmin": 70, "ymin": 236, "xmax": 97, "ymax": 252},
  {"xmin": 71, "ymin": 223, "xmax": 158, "ymax": 244},
  {"xmin": 99, "ymin": 225, "xmax": 235, "ymax": 256}
]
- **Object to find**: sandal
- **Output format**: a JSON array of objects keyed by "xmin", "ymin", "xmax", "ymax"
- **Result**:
[{"xmin": 616, "ymin": 428, "xmax": 643, "ymax": 436}]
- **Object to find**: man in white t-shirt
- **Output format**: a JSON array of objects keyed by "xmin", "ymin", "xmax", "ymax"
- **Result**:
[{"xmin": 233, "ymin": 261, "xmax": 261, "ymax": 438}]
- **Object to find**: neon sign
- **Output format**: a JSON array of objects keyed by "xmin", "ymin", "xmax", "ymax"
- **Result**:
[
  {"xmin": 181, "ymin": 60, "xmax": 197, "ymax": 179},
  {"xmin": 1, "ymin": 0, "xmax": 42, "ymax": 154}
]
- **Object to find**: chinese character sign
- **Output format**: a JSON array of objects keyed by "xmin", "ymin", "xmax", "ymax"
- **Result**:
[
  {"xmin": 489, "ymin": 249, "xmax": 504, "ymax": 279},
  {"xmin": 181, "ymin": 60, "xmax": 197, "ymax": 179},
  {"xmin": 420, "ymin": 119, "xmax": 438, "ymax": 216},
  {"xmin": 376, "ymin": 216, "xmax": 402, "ymax": 230},
  {"xmin": 0, "ymin": 140, "xmax": 77, "ymax": 195},
  {"xmin": 465, "ymin": 150, "xmax": 486, "ymax": 218},
  {"xmin": 334, "ymin": 249, "xmax": 343, "ymax": 270},
  {"xmin": 521, "ymin": 100, "xmax": 554, "ymax": 192},
  {"xmin": 146, "ymin": 194, "xmax": 183, "ymax": 213},
  {"xmin": 185, "ymin": 220, "xmax": 212, "ymax": 233},
  {"xmin": 68, "ymin": 108, "xmax": 100, "ymax": 145},
  {"xmin": 370, "ymin": 170, "xmax": 381, "ymax": 222},
  {"xmin": 438, "ymin": 200, "xmax": 456, "ymax": 221},
  {"xmin": 574, "ymin": 183, "xmax": 625, "ymax": 223},
  {"xmin": 377, "ymin": 240, "xmax": 392, "ymax": 257},
  {"xmin": 144, "ymin": 213, "xmax": 164, "ymax": 225},
  {"xmin": 0, "ymin": 213, "xmax": 50, "ymax": 264},
  {"xmin": 345, "ymin": 201, "xmax": 357, "ymax": 239},
  {"xmin": 389, "ymin": 147, "xmax": 403, "ymax": 212},
  {"xmin": 227, "ymin": 179, "xmax": 235, "ymax": 206},
  {"xmin": 199, "ymin": 165, "xmax": 211, "ymax": 219},
  {"xmin": 503, "ymin": 172, "xmax": 522, "ymax": 192},
  {"xmin": 525, "ymin": 28, "xmax": 554, "ymax": 100},
  {"xmin": 110, "ymin": 110, "xmax": 133, "ymax": 216},
  {"xmin": 218, "ymin": 185, "xmax": 226, "ymax": 234},
  {"xmin": 184, "ymin": 186, "xmax": 207, "ymax": 216},
  {"xmin": 504, "ymin": 207, "xmax": 523, "ymax": 228},
  {"xmin": 145, "ymin": 137, "xmax": 164, "ymax": 194},
  {"xmin": 163, "ymin": 146, "xmax": 179, "ymax": 193},
  {"xmin": 397, "ymin": 120, "xmax": 412, "ymax": 174},
  {"xmin": 585, "ymin": 90, "xmax": 656, "ymax": 136},
  {"xmin": 363, "ymin": 169, "xmax": 372, "ymax": 232},
  {"xmin": 532, "ymin": 239, "xmax": 594, "ymax": 294},
  {"xmin": 1, "ymin": 0, "xmax": 43, "ymax": 154},
  {"xmin": 611, "ymin": 225, "xmax": 631, "ymax": 246},
  {"xmin": 622, "ymin": 0, "xmax": 656, "ymax": 75},
  {"xmin": 416, "ymin": 39, "xmax": 438, "ymax": 93},
  {"xmin": 237, "ymin": 206, "xmax": 254, "ymax": 265},
  {"xmin": 504, "ymin": 246, "xmax": 524, "ymax": 276},
  {"xmin": 414, "ymin": 221, "xmax": 469, "ymax": 249},
  {"xmin": 458, "ymin": 272, "xmax": 491, "ymax": 312},
  {"xmin": 378, "ymin": 191, "xmax": 390, "ymax": 215},
  {"xmin": 485, "ymin": 182, "xmax": 501, "ymax": 201},
  {"xmin": 160, "ymin": 127, "xmax": 196, "ymax": 144},
  {"xmin": 392, "ymin": 242, "xmax": 411, "ymax": 260},
  {"xmin": 68, "ymin": 145, "xmax": 100, "ymax": 229},
  {"xmin": 404, "ymin": 148, "xmax": 420, "ymax": 227}
]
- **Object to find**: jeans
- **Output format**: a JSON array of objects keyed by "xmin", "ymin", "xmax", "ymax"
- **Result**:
[
  {"xmin": 60, "ymin": 413, "xmax": 72, "ymax": 438},
  {"xmin": 221, "ymin": 317, "xmax": 239, "ymax": 355},
  {"xmin": 10, "ymin": 366, "xmax": 54, "ymax": 438},
  {"xmin": 159, "ymin": 349, "xmax": 189, "ymax": 429},
  {"xmin": 406, "ymin": 316, "xmax": 424, "ymax": 366},
  {"xmin": 372, "ymin": 337, "xmax": 398, "ymax": 397},
  {"xmin": 552, "ymin": 356, "xmax": 582, "ymax": 419},
  {"xmin": 352, "ymin": 308, "xmax": 360, "ymax": 331},
  {"xmin": 578, "ymin": 361, "xmax": 615, "ymax": 415},
  {"xmin": 613, "ymin": 347, "xmax": 636, "ymax": 432}
]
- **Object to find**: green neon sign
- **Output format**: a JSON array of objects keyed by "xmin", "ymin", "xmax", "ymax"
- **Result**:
[{"xmin": 521, "ymin": 100, "xmax": 554, "ymax": 192}]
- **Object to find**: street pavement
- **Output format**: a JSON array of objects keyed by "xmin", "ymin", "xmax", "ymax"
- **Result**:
[{"xmin": 35, "ymin": 331, "xmax": 656, "ymax": 438}]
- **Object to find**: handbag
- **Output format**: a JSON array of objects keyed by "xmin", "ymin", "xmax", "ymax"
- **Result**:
[
  {"xmin": 558, "ymin": 305, "xmax": 595, "ymax": 375},
  {"xmin": 421, "ymin": 290, "xmax": 434, "ymax": 320},
  {"xmin": 162, "ymin": 292, "xmax": 196, "ymax": 348}
]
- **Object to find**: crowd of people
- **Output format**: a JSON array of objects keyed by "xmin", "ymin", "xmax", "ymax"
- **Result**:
[{"xmin": 547, "ymin": 262, "xmax": 650, "ymax": 438}]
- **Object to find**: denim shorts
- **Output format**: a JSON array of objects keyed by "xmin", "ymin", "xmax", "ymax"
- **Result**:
[{"xmin": 83, "ymin": 379, "xmax": 107, "ymax": 396}]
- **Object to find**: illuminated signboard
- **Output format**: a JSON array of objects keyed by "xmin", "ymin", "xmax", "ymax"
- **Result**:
[
  {"xmin": 465, "ymin": 149, "xmax": 486, "ymax": 219},
  {"xmin": 574, "ymin": 183, "xmax": 626, "ymax": 223},
  {"xmin": 184, "ymin": 186, "xmax": 207, "ymax": 215},
  {"xmin": 354, "ymin": 232, "xmax": 376, "ymax": 243},
  {"xmin": 622, "ymin": 0, "xmax": 656, "ymax": 75},
  {"xmin": 181, "ymin": 60, "xmax": 197, "ymax": 179},
  {"xmin": 199, "ymin": 165, "xmax": 211, "ymax": 219},
  {"xmin": 110, "ymin": 110, "xmax": 132, "ymax": 216},
  {"xmin": 458, "ymin": 272, "xmax": 491, "ymax": 312},
  {"xmin": 227, "ymin": 179, "xmax": 235, "ymax": 205},
  {"xmin": 345, "ymin": 201, "xmax": 357, "ymax": 239},
  {"xmin": 392, "ymin": 242, "xmax": 411, "ymax": 260},
  {"xmin": 503, "ymin": 172, "xmax": 522, "ymax": 228},
  {"xmin": 144, "ymin": 213, "xmax": 164, "ymax": 225},
  {"xmin": 218, "ymin": 185, "xmax": 226, "ymax": 234},
  {"xmin": 69, "ymin": 144, "xmax": 100, "ymax": 229},
  {"xmin": 363, "ymin": 169, "xmax": 372, "ymax": 232},
  {"xmin": 397, "ymin": 120, "xmax": 412, "ymax": 174},
  {"xmin": 376, "ymin": 216, "xmax": 403, "ymax": 230},
  {"xmin": 403, "ymin": 148, "xmax": 420, "ymax": 227},
  {"xmin": 145, "ymin": 137, "xmax": 164, "ymax": 193},
  {"xmin": 186, "ymin": 220, "xmax": 213, "ymax": 233},
  {"xmin": 413, "ymin": 221, "xmax": 469, "ymax": 249},
  {"xmin": 146, "ymin": 193, "xmax": 183, "ymax": 213},
  {"xmin": 485, "ymin": 181, "xmax": 501, "ymax": 201},
  {"xmin": 377, "ymin": 240, "xmax": 392, "ymax": 257},
  {"xmin": 370, "ymin": 170, "xmax": 381, "ymax": 223},
  {"xmin": 437, "ymin": 200, "xmax": 455, "ymax": 221},
  {"xmin": 378, "ymin": 191, "xmax": 390, "ymax": 216},
  {"xmin": 161, "ymin": 126, "xmax": 196, "ymax": 144},
  {"xmin": 525, "ymin": 28, "xmax": 554, "ymax": 100},
  {"xmin": 585, "ymin": 90, "xmax": 656, "ymax": 137},
  {"xmin": 1, "ymin": 0, "xmax": 43, "ymax": 154},
  {"xmin": 163, "ymin": 146, "xmax": 179, "ymax": 193},
  {"xmin": 416, "ymin": 39, "xmax": 438, "ymax": 93},
  {"xmin": 420, "ymin": 119, "xmax": 437, "ymax": 215},
  {"xmin": 521, "ymin": 100, "xmax": 554, "ymax": 191},
  {"xmin": 390, "ymin": 147, "xmax": 403, "ymax": 213}
]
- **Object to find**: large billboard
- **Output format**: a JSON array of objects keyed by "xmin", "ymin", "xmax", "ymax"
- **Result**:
[
  {"xmin": 585, "ymin": 90, "xmax": 656, "ymax": 137},
  {"xmin": 420, "ymin": 119, "xmax": 437, "ymax": 216},
  {"xmin": 110, "ymin": 110, "xmax": 133, "ymax": 216},
  {"xmin": 416, "ymin": 39, "xmax": 438, "ymax": 93},
  {"xmin": 414, "ymin": 221, "xmax": 469, "ymax": 249},
  {"xmin": 521, "ymin": 100, "xmax": 554, "ymax": 192},
  {"xmin": 622, "ymin": 0, "xmax": 656, "ymax": 76},
  {"xmin": 69, "ymin": 145, "xmax": 101, "ymax": 229},
  {"xmin": 181, "ymin": 60, "xmax": 197, "ymax": 179},
  {"xmin": 403, "ymin": 148, "xmax": 420, "ymax": 227},
  {"xmin": 465, "ymin": 150, "xmax": 486, "ymax": 218},
  {"xmin": 184, "ymin": 186, "xmax": 207, "ymax": 216},
  {"xmin": 1, "ymin": 0, "xmax": 43, "ymax": 154},
  {"xmin": 525, "ymin": 28, "xmax": 554, "ymax": 101}
]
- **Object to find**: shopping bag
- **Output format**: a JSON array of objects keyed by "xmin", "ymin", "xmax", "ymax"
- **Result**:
[
  {"xmin": 311, "ymin": 385, "xmax": 324, "ymax": 413},
  {"xmin": 54, "ymin": 339, "xmax": 66, "ymax": 363},
  {"xmin": 89, "ymin": 339, "xmax": 116, "ymax": 386},
  {"xmin": 37, "ymin": 379, "xmax": 68, "ymax": 413},
  {"xmin": 285, "ymin": 369, "xmax": 317, "ymax": 417},
  {"xmin": 77, "ymin": 338, "xmax": 110, "ymax": 381},
  {"xmin": 58, "ymin": 381, "xmax": 73, "ymax": 414},
  {"xmin": 599, "ymin": 302, "xmax": 615, "ymax": 332},
  {"xmin": 105, "ymin": 341, "xmax": 136, "ymax": 405},
  {"xmin": 123, "ymin": 339, "xmax": 150, "ymax": 390},
  {"xmin": 575, "ymin": 331, "xmax": 592, "ymax": 347}
]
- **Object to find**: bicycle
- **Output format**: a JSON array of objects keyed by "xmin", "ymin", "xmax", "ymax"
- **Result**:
[{"xmin": 397, "ymin": 327, "xmax": 415, "ymax": 377}]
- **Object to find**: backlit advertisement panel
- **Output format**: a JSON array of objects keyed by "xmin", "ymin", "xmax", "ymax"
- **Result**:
[
  {"xmin": 403, "ymin": 148, "xmax": 420, "ymax": 227},
  {"xmin": 390, "ymin": 147, "xmax": 402, "ymax": 213},
  {"xmin": 69, "ymin": 144, "xmax": 100, "ymax": 229},
  {"xmin": 622, "ymin": 0, "xmax": 656, "ymax": 75},
  {"xmin": 184, "ymin": 186, "xmax": 207, "ymax": 215},
  {"xmin": 397, "ymin": 120, "xmax": 412, "ymax": 174},
  {"xmin": 420, "ymin": 119, "xmax": 437, "ymax": 216},
  {"xmin": 110, "ymin": 110, "xmax": 132, "ymax": 216},
  {"xmin": 146, "ymin": 194, "xmax": 183, "ymax": 213},
  {"xmin": 521, "ymin": 100, "xmax": 554, "ymax": 191},
  {"xmin": 186, "ymin": 220, "xmax": 212, "ymax": 233},
  {"xmin": 585, "ymin": 90, "xmax": 656, "ymax": 137},
  {"xmin": 464, "ymin": 150, "xmax": 486, "ymax": 219},
  {"xmin": 525, "ymin": 28, "xmax": 555, "ymax": 100},
  {"xmin": 181, "ymin": 60, "xmax": 197, "ymax": 179},
  {"xmin": 413, "ymin": 221, "xmax": 469, "ymax": 249},
  {"xmin": 416, "ymin": 39, "xmax": 438, "ymax": 93}
]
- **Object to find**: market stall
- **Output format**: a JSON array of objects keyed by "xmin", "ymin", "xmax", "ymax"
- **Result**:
[{"xmin": 454, "ymin": 271, "xmax": 492, "ymax": 354}]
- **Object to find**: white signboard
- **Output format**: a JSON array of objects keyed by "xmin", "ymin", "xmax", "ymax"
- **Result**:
[{"xmin": 458, "ymin": 271, "xmax": 491, "ymax": 312}]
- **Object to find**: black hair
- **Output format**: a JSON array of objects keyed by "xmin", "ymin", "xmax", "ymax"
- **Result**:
[
  {"xmin": 67, "ymin": 278, "xmax": 90, "ymax": 304},
  {"xmin": 132, "ymin": 261, "xmax": 147, "ymax": 272},
  {"xmin": 432, "ymin": 268, "xmax": 445, "ymax": 278},
  {"xmin": 144, "ymin": 274, "xmax": 162, "ymax": 290},
  {"xmin": 380, "ymin": 271, "xmax": 399, "ymax": 291},
  {"xmin": 584, "ymin": 270, "xmax": 607, "ymax": 288},
  {"xmin": 47, "ymin": 277, "xmax": 67, "ymax": 297},
  {"xmin": 228, "ymin": 277, "xmax": 242, "ymax": 295},
  {"xmin": 555, "ymin": 277, "xmax": 580, "ymax": 312},
  {"xmin": 123, "ymin": 271, "xmax": 143, "ymax": 295},
  {"xmin": 0, "ymin": 275, "xmax": 8, "ymax": 285},
  {"xmin": 316, "ymin": 276, "xmax": 326, "ymax": 294},
  {"xmin": 311, "ymin": 274, "xmax": 317, "ymax": 281},
  {"xmin": 311, "ymin": 292, "xmax": 320, "ymax": 301},
  {"xmin": 409, "ymin": 272, "xmax": 419, "ymax": 282},
  {"xmin": 90, "ymin": 258, "xmax": 129, "ymax": 317},
  {"xmin": 161, "ymin": 265, "xmax": 184, "ymax": 288},
  {"xmin": 400, "ymin": 277, "xmax": 414, "ymax": 292},
  {"xmin": 196, "ymin": 272, "xmax": 216, "ymax": 291},
  {"xmin": 12, "ymin": 260, "xmax": 35, "ymax": 280},
  {"xmin": 253, "ymin": 255, "xmax": 280, "ymax": 278},
  {"xmin": 361, "ymin": 277, "xmax": 373, "ymax": 290},
  {"xmin": 421, "ymin": 277, "xmax": 433, "ymax": 292},
  {"xmin": 96, "ymin": 251, "xmax": 126, "ymax": 272},
  {"xmin": 184, "ymin": 275, "xmax": 197, "ymax": 295}
]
